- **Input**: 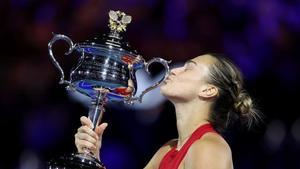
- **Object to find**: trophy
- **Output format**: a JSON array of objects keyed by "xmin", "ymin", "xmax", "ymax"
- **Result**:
[{"xmin": 47, "ymin": 10, "xmax": 170, "ymax": 169}]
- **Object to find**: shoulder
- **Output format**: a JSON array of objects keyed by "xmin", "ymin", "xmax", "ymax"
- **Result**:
[
  {"xmin": 192, "ymin": 132, "xmax": 231, "ymax": 154},
  {"xmin": 153, "ymin": 139, "xmax": 178, "ymax": 162},
  {"xmin": 144, "ymin": 139, "xmax": 177, "ymax": 169},
  {"xmin": 152, "ymin": 138, "xmax": 178, "ymax": 160},
  {"xmin": 185, "ymin": 132, "xmax": 233, "ymax": 169}
]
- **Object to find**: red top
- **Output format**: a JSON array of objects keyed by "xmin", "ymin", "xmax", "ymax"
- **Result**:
[{"xmin": 158, "ymin": 123, "xmax": 217, "ymax": 169}]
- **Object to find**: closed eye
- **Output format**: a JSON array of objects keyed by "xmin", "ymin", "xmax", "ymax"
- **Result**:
[
  {"xmin": 184, "ymin": 60, "xmax": 197, "ymax": 71},
  {"xmin": 184, "ymin": 65, "xmax": 192, "ymax": 71}
]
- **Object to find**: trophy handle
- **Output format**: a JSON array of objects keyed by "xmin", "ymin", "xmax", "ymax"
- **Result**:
[
  {"xmin": 128, "ymin": 58, "xmax": 171, "ymax": 103},
  {"xmin": 48, "ymin": 33, "xmax": 75, "ymax": 85}
]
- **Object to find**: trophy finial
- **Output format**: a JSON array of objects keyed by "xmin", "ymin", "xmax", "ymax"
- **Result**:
[{"xmin": 108, "ymin": 10, "xmax": 132, "ymax": 33}]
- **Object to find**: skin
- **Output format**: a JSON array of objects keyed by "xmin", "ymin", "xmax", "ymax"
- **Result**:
[{"xmin": 75, "ymin": 54, "xmax": 234, "ymax": 169}]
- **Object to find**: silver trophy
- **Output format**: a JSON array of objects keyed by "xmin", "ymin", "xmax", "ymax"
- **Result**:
[{"xmin": 47, "ymin": 10, "xmax": 170, "ymax": 169}]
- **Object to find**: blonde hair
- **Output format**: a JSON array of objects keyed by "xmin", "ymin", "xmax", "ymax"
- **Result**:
[{"xmin": 206, "ymin": 53, "xmax": 262, "ymax": 133}]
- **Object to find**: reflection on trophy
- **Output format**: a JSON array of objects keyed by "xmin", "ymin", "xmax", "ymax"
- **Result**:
[{"xmin": 47, "ymin": 10, "xmax": 170, "ymax": 169}]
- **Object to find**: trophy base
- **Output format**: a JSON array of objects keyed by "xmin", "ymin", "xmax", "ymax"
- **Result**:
[{"xmin": 48, "ymin": 153, "xmax": 105, "ymax": 169}]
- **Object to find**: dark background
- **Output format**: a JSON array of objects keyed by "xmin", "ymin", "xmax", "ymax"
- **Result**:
[{"xmin": 1, "ymin": 0, "xmax": 300, "ymax": 169}]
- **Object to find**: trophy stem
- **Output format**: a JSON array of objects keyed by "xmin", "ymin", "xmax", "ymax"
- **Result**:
[
  {"xmin": 48, "ymin": 89, "xmax": 109, "ymax": 169},
  {"xmin": 89, "ymin": 89, "xmax": 109, "ymax": 129}
]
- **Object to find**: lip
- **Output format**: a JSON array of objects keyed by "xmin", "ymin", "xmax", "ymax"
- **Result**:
[{"xmin": 165, "ymin": 76, "xmax": 173, "ymax": 82}]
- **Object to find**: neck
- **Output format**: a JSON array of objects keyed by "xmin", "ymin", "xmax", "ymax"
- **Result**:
[{"xmin": 173, "ymin": 99, "xmax": 211, "ymax": 149}]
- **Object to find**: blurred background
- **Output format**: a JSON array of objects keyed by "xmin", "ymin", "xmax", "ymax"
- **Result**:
[{"xmin": 1, "ymin": 0, "xmax": 300, "ymax": 168}]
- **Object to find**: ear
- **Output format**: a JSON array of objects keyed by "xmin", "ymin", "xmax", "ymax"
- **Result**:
[{"xmin": 198, "ymin": 84, "xmax": 218, "ymax": 99}]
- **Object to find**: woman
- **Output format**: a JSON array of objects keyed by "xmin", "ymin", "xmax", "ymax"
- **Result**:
[{"xmin": 75, "ymin": 54, "xmax": 261, "ymax": 169}]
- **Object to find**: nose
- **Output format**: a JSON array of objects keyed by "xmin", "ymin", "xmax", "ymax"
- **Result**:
[
  {"xmin": 170, "ymin": 67, "xmax": 183, "ymax": 76},
  {"xmin": 170, "ymin": 68, "xmax": 177, "ymax": 76}
]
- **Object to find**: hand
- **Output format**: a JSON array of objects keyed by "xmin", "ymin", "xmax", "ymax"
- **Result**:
[
  {"xmin": 74, "ymin": 116, "xmax": 108, "ymax": 160},
  {"xmin": 126, "ymin": 79, "xmax": 134, "ymax": 93}
]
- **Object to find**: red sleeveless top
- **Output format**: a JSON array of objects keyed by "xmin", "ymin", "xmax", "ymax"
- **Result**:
[{"xmin": 159, "ymin": 123, "xmax": 217, "ymax": 169}]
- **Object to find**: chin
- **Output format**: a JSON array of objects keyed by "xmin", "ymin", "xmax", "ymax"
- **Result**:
[
  {"xmin": 160, "ymin": 84, "xmax": 167, "ymax": 94},
  {"xmin": 160, "ymin": 83, "xmax": 174, "ymax": 98},
  {"xmin": 160, "ymin": 83, "xmax": 168, "ymax": 93}
]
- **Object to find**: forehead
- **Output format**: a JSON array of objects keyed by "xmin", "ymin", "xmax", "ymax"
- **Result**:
[
  {"xmin": 184, "ymin": 55, "xmax": 217, "ymax": 78},
  {"xmin": 191, "ymin": 54, "xmax": 217, "ymax": 66}
]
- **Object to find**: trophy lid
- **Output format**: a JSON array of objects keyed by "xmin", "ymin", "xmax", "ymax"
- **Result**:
[{"xmin": 76, "ymin": 10, "xmax": 139, "ymax": 56}]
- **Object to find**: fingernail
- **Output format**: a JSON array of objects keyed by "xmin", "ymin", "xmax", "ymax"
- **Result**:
[{"xmin": 103, "ymin": 123, "xmax": 108, "ymax": 128}]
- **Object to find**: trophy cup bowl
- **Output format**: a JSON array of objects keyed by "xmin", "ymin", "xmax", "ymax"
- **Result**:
[{"xmin": 47, "ymin": 10, "xmax": 170, "ymax": 169}]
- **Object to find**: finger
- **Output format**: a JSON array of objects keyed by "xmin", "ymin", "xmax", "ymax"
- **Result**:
[
  {"xmin": 75, "ymin": 133, "xmax": 97, "ymax": 144},
  {"xmin": 128, "ymin": 79, "xmax": 134, "ymax": 87},
  {"xmin": 95, "ymin": 123, "xmax": 108, "ymax": 136},
  {"xmin": 75, "ymin": 138, "xmax": 97, "ymax": 150},
  {"xmin": 75, "ymin": 135, "xmax": 98, "ymax": 154},
  {"xmin": 95, "ymin": 123, "xmax": 108, "ymax": 137},
  {"xmin": 78, "ymin": 126, "xmax": 99, "ymax": 140},
  {"xmin": 126, "ymin": 79, "xmax": 134, "ymax": 92},
  {"xmin": 75, "ymin": 139, "xmax": 97, "ymax": 153},
  {"xmin": 80, "ymin": 116, "xmax": 93, "ymax": 129}
]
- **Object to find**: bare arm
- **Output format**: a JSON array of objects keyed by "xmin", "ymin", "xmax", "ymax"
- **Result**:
[{"xmin": 184, "ymin": 133, "xmax": 233, "ymax": 169}]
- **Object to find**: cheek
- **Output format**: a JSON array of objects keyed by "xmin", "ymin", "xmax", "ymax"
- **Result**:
[{"xmin": 160, "ymin": 80, "xmax": 199, "ymax": 99}]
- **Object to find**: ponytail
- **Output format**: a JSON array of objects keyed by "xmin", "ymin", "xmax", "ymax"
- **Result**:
[
  {"xmin": 206, "ymin": 53, "xmax": 262, "ymax": 133},
  {"xmin": 234, "ymin": 89, "xmax": 261, "ymax": 129}
]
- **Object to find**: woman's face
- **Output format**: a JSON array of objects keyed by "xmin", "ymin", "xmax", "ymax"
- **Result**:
[{"xmin": 160, "ymin": 55, "xmax": 216, "ymax": 102}]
